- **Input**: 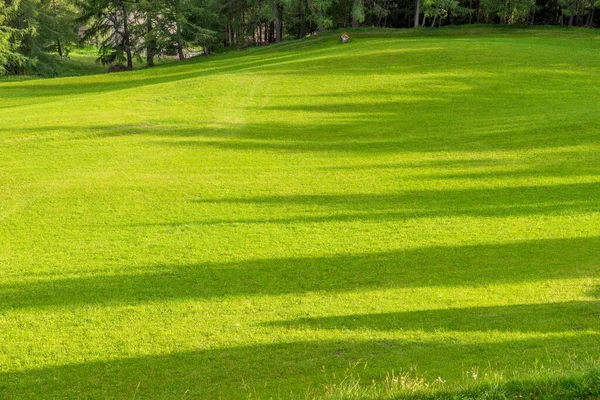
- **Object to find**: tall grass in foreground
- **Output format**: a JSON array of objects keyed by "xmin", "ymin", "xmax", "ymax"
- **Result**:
[{"xmin": 292, "ymin": 362, "xmax": 600, "ymax": 399}]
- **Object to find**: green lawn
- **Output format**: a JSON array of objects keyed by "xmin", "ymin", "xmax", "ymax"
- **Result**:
[{"xmin": 1, "ymin": 26, "xmax": 600, "ymax": 399}]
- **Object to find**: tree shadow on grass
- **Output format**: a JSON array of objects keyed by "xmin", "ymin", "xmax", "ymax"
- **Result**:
[
  {"xmin": 264, "ymin": 301, "xmax": 600, "ymax": 333},
  {"xmin": 0, "ymin": 48, "xmax": 328, "ymax": 100},
  {"xmin": 113, "ymin": 180, "xmax": 600, "ymax": 228},
  {"xmin": 1, "ymin": 334, "xmax": 599, "ymax": 399},
  {"xmin": 1, "ymin": 236, "xmax": 598, "ymax": 311},
  {"xmin": 148, "ymin": 129, "xmax": 599, "ymax": 157},
  {"xmin": 4, "ymin": 83, "xmax": 599, "ymax": 156},
  {"xmin": 0, "ymin": 44, "xmax": 457, "ymax": 103},
  {"xmin": 146, "ymin": 114, "xmax": 599, "ymax": 154},
  {"xmin": 188, "ymin": 181, "xmax": 600, "ymax": 220}
]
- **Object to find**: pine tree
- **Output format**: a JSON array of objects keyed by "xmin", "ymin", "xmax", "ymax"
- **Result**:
[
  {"xmin": 78, "ymin": 0, "xmax": 135, "ymax": 68},
  {"xmin": 0, "ymin": 0, "xmax": 36, "ymax": 74}
]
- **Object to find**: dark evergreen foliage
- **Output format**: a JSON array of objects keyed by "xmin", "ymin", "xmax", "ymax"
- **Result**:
[{"xmin": 1, "ymin": 0, "xmax": 599, "ymax": 75}]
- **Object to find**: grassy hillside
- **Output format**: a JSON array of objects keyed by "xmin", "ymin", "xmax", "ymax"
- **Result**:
[{"xmin": 1, "ymin": 26, "xmax": 600, "ymax": 399}]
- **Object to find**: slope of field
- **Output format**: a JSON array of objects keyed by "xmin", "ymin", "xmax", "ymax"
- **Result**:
[{"xmin": 1, "ymin": 26, "xmax": 600, "ymax": 399}]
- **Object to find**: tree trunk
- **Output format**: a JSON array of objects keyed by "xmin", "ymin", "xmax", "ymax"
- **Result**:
[
  {"xmin": 381, "ymin": 0, "xmax": 390, "ymax": 26},
  {"xmin": 274, "ymin": 2, "xmax": 282, "ymax": 42},
  {"xmin": 57, "ymin": 38, "xmax": 63, "ymax": 57},
  {"xmin": 121, "ymin": 0, "xmax": 133, "ymax": 69},
  {"xmin": 568, "ymin": 13, "xmax": 574, "ymax": 26},
  {"xmin": 241, "ymin": 10, "xmax": 245, "ymax": 37},
  {"xmin": 431, "ymin": 14, "xmax": 437, "ymax": 26},
  {"xmin": 414, "ymin": 0, "xmax": 420, "ymax": 27},
  {"xmin": 146, "ymin": 17, "xmax": 155, "ymax": 67},
  {"xmin": 469, "ymin": 0, "xmax": 473, "ymax": 23},
  {"xmin": 585, "ymin": 8, "xmax": 591, "ymax": 26},
  {"xmin": 421, "ymin": 16, "xmax": 427, "ymax": 26},
  {"xmin": 352, "ymin": 0, "xmax": 362, "ymax": 27},
  {"xmin": 176, "ymin": 19, "xmax": 184, "ymax": 60},
  {"xmin": 52, "ymin": 0, "xmax": 63, "ymax": 57},
  {"xmin": 298, "ymin": 0, "xmax": 305, "ymax": 38},
  {"xmin": 587, "ymin": 7, "xmax": 595, "ymax": 26}
]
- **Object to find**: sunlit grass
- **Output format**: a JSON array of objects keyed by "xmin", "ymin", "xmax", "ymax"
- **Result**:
[{"xmin": 1, "ymin": 25, "xmax": 600, "ymax": 399}]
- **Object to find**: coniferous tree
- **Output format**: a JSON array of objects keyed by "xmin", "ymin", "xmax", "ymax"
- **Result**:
[
  {"xmin": 1, "ymin": 0, "xmax": 41, "ymax": 73},
  {"xmin": 163, "ymin": 0, "xmax": 218, "ymax": 59},
  {"xmin": 78, "ymin": 0, "xmax": 134, "ymax": 67}
]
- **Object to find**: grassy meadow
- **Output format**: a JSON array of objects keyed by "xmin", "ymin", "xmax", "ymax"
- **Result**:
[{"xmin": 1, "ymin": 26, "xmax": 600, "ymax": 398}]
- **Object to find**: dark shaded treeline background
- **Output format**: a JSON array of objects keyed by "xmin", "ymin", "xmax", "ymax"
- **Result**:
[{"xmin": 1, "ymin": 0, "xmax": 598, "ymax": 76}]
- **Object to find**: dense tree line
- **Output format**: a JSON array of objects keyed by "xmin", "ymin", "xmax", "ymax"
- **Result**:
[
  {"xmin": 1, "ymin": 0, "xmax": 599, "ymax": 74},
  {"xmin": 1, "ymin": 0, "xmax": 78, "ymax": 74}
]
